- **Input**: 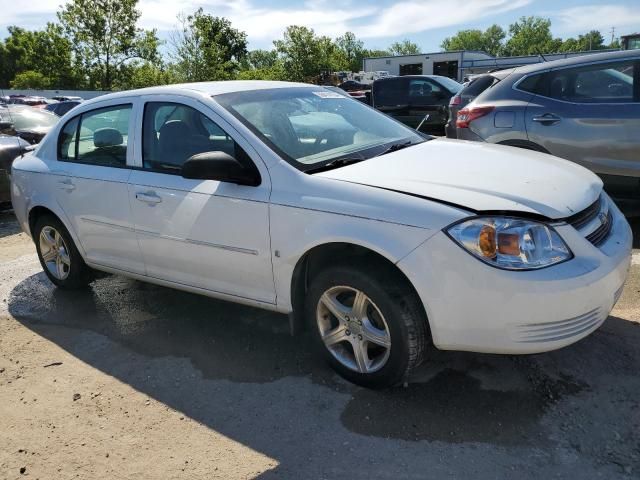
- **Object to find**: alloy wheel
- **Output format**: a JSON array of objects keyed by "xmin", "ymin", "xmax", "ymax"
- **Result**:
[
  {"xmin": 316, "ymin": 286, "xmax": 391, "ymax": 373},
  {"xmin": 39, "ymin": 226, "xmax": 71, "ymax": 280}
]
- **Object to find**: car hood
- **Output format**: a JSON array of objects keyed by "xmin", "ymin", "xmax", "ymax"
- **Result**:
[{"xmin": 317, "ymin": 139, "xmax": 602, "ymax": 219}]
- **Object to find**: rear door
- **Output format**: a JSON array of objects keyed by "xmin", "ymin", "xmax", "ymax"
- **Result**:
[
  {"xmin": 525, "ymin": 59, "xmax": 640, "ymax": 178},
  {"xmin": 406, "ymin": 78, "xmax": 450, "ymax": 130},
  {"xmin": 52, "ymin": 100, "xmax": 145, "ymax": 274}
]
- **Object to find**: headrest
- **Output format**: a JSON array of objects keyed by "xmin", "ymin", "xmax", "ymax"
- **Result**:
[{"xmin": 94, "ymin": 128, "xmax": 123, "ymax": 147}]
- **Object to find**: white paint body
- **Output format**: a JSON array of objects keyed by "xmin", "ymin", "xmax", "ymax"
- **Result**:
[{"xmin": 10, "ymin": 81, "xmax": 633, "ymax": 354}]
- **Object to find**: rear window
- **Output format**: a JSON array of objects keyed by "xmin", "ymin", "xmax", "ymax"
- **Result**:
[{"xmin": 462, "ymin": 75, "xmax": 501, "ymax": 96}]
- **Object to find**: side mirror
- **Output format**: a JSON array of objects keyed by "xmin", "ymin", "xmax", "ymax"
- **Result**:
[
  {"xmin": 181, "ymin": 151, "xmax": 261, "ymax": 187},
  {"xmin": 0, "ymin": 121, "xmax": 14, "ymax": 132}
]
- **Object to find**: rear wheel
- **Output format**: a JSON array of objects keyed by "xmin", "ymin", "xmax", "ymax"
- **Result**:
[
  {"xmin": 306, "ymin": 264, "xmax": 429, "ymax": 388},
  {"xmin": 34, "ymin": 215, "xmax": 92, "ymax": 289}
]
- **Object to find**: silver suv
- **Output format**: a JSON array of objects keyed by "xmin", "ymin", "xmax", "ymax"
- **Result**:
[{"xmin": 456, "ymin": 50, "xmax": 640, "ymax": 214}]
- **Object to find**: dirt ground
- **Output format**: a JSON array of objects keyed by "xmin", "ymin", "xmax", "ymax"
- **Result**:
[{"xmin": 1, "ymin": 209, "xmax": 639, "ymax": 479}]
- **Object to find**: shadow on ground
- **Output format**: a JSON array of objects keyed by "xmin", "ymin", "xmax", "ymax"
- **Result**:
[
  {"xmin": 7, "ymin": 270, "xmax": 640, "ymax": 478},
  {"xmin": 0, "ymin": 209, "xmax": 21, "ymax": 238}
]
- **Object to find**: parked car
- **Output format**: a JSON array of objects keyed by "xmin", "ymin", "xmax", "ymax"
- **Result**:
[
  {"xmin": 51, "ymin": 96, "xmax": 83, "ymax": 102},
  {"xmin": 45, "ymin": 100, "xmax": 82, "ymax": 117},
  {"xmin": 11, "ymin": 81, "xmax": 631, "ymax": 388},
  {"xmin": 338, "ymin": 80, "xmax": 370, "ymax": 92},
  {"xmin": 0, "ymin": 105, "xmax": 59, "ymax": 144},
  {"xmin": 371, "ymin": 75, "xmax": 463, "ymax": 134},
  {"xmin": 455, "ymin": 50, "xmax": 640, "ymax": 214},
  {"xmin": 445, "ymin": 72, "xmax": 507, "ymax": 139},
  {"xmin": 0, "ymin": 134, "xmax": 30, "ymax": 205}
]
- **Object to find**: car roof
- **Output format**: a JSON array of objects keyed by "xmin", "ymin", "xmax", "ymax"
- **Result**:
[
  {"xmin": 83, "ymin": 80, "xmax": 313, "ymax": 106},
  {"xmin": 512, "ymin": 50, "xmax": 640, "ymax": 75},
  {"xmin": 374, "ymin": 75, "xmax": 447, "ymax": 82}
]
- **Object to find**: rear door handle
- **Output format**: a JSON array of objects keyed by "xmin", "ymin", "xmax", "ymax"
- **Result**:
[
  {"xmin": 532, "ymin": 113, "xmax": 561, "ymax": 124},
  {"xmin": 135, "ymin": 191, "xmax": 162, "ymax": 204},
  {"xmin": 57, "ymin": 179, "xmax": 75, "ymax": 191}
]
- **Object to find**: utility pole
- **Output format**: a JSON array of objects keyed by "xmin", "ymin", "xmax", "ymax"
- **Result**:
[{"xmin": 610, "ymin": 26, "xmax": 616, "ymax": 46}]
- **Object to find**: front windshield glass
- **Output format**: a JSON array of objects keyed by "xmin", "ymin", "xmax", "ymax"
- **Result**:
[{"xmin": 216, "ymin": 87, "xmax": 424, "ymax": 170}]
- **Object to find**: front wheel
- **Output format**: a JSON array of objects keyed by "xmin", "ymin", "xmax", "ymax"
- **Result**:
[{"xmin": 306, "ymin": 264, "xmax": 429, "ymax": 388}]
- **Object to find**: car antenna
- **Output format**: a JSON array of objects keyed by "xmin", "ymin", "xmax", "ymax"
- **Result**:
[{"xmin": 535, "ymin": 49, "xmax": 549, "ymax": 62}]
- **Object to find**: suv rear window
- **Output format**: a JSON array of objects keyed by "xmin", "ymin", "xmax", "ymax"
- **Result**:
[{"xmin": 462, "ymin": 75, "xmax": 500, "ymax": 96}]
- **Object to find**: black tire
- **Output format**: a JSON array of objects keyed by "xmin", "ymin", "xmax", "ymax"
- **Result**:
[
  {"xmin": 305, "ymin": 263, "xmax": 429, "ymax": 388},
  {"xmin": 33, "ymin": 214, "xmax": 92, "ymax": 289}
]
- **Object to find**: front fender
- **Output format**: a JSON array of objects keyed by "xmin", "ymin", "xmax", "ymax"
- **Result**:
[{"xmin": 270, "ymin": 202, "xmax": 434, "ymax": 311}]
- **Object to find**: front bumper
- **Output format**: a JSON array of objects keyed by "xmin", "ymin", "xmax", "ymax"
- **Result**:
[{"xmin": 398, "ymin": 199, "xmax": 633, "ymax": 354}]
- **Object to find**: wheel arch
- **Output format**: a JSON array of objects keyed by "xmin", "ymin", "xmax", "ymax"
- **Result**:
[
  {"xmin": 288, "ymin": 241, "xmax": 429, "ymax": 335},
  {"xmin": 497, "ymin": 139, "xmax": 550, "ymax": 153},
  {"xmin": 27, "ymin": 204, "xmax": 86, "ymax": 258}
]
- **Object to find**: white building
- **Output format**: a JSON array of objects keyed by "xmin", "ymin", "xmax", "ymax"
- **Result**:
[{"xmin": 362, "ymin": 49, "xmax": 619, "ymax": 82}]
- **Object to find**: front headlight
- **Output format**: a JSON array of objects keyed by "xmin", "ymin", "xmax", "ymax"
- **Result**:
[{"xmin": 446, "ymin": 217, "xmax": 572, "ymax": 270}]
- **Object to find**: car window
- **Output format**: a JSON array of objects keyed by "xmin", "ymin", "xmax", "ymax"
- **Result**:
[
  {"xmin": 58, "ymin": 116, "xmax": 79, "ymax": 161},
  {"xmin": 463, "ymin": 75, "xmax": 500, "ymax": 97},
  {"xmin": 373, "ymin": 78, "xmax": 408, "ymax": 106},
  {"xmin": 59, "ymin": 104, "xmax": 131, "ymax": 167},
  {"xmin": 216, "ymin": 87, "xmax": 424, "ymax": 170},
  {"xmin": 530, "ymin": 61, "xmax": 635, "ymax": 103},
  {"xmin": 142, "ymin": 102, "xmax": 244, "ymax": 175},
  {"xmin": 408, "ymin": 79, "xmax": 442, "ymax": 97},
  {"xmin": 8, "ymin": 107, "xmax": 59, "ymax": 130},
  {"xmin": 516, "ymin": 73, "xmax": 544, "ymax": 94}
]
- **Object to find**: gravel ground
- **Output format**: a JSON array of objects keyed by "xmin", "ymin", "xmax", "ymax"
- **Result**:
[{"xmin": 0, "ymin": 210, "xmax": 639, "ymax": 479}]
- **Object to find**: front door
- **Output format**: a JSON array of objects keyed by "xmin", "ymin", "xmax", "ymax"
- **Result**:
[
  {"xmin": 53, "ymin": 102, "xmax": 145, "ymax": 274},
  {"xmin": 128, "ymin": 96, "xmax": 275, "ymax": 304}
]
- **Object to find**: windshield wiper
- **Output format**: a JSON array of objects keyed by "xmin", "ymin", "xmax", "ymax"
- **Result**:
[
  {"xmin": 375, "ymin": 140, "xmax": 414, "ymax": 157},
  {"xmin": 305, "ymin": 157, "xmax": 365, "ymax": 174}
]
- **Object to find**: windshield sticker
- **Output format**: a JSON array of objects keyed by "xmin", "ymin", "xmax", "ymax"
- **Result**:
[{"xmin": 312, "ymin": 91, "xmax": 344, "ymax": 99}]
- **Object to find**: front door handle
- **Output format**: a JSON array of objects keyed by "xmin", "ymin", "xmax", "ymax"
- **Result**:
[
  {"xmin": 135, "ymin": 191, "xmax": 162, "ymax": 204},
  {"xmin": 57, "ymin": 179, "xmax": 75, "ymax": 191},
  {"xmin": 532, "ymin": 113, "xmax": 561, "ymax": 125}
]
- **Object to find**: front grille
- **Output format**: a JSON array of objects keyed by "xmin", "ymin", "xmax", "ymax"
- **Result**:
[
  {"xmin": 513, "ymin": 307, "xmax": 605, "ymax": 343},
  {"xmin": 566, "ymin": 197, "xmax": 601, "ymax": 230},
  {"xmin": 585, "ymin": 211, "xmax": 613, "ymax": 246},
  {"xmin": 565, "ymin": 195, "xmax": 612, "ymax": 247}
]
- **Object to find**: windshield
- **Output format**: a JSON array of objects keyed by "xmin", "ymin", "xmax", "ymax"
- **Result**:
[
  {"xmin": 216, "ymin": 87, "xmax": 424, "ymax": 171},
  {"xmin": 436, "ymin": 76, "xmax": 464, "ymax": 94},
  {"xmin": 3, "ymin": 107, "xmax": 58, "ymax": 130}
]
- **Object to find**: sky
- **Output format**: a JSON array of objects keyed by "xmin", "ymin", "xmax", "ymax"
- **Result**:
[{"xmin": 2, "ymin": 0, "xmax": 639, "ymax": 54}]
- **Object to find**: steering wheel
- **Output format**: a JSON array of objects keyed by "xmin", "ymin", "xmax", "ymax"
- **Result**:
[{"xmin": 314, "ymin": 129, "xmax": 338, "ymax": 148}]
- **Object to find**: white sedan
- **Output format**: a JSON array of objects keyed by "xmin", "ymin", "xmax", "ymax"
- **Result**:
[{"xmin": 11, "ymin": 81, "xmax": 632, "ymax": 388}]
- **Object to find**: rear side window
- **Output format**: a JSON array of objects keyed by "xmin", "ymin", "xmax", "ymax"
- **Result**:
[
  {"xmin": 58, "ymin": 116, "xmax": 79, "ymax": 161},
  {"xmin": 373, "ymin": 78, "xmax": 408, "ymax": 106},
  {"xmin": 519, "ymin": 61, "xmax": 637, "ymax": 103},
  {"xmin": 516, "ymin": 73, "xmax": 544, "ymax": 94},
  {"xmin": 58, "ymin": 104, "xmax": 131, "ymax": 167}
]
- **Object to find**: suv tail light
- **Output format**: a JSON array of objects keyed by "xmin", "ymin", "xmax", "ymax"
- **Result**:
[
  {"xmin": 449, "ymin": 95, "xmax": 461, "ymax": 106},
  {"xmin": 456, "ymin": 106, "xmax": 494, "ymax": 128}
]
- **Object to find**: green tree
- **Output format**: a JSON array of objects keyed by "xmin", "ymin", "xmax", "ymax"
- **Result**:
[
  {"xmin": 503, "ymin": 16, "xmax": 556, "ymax": 56},
  {"xmin": 388, "ymin": 39, "xmax": 421, "ymax": 55},
  {"xmin": 58, "ymin": 0, "xmax": 160, "ymax": 90},
  {"xmin": 335, "ymin": 31, "xmax": 365, "ymax": 72},
  {"xmin": 441, "ymin": 25, "xmax": 506, "ymax": 56},
  {"xmin": 245, "ymin": 49, "xmax": 278, "ymax": 70},
  {"xmin": 10, "ymin": 70, "xmax": 51, "ymax": 89},
  {"xmin": 274, "ymin": 26, "xmax": 323, "ymax": 82},
  {"xmin": 170, "ymin": 8, "xmax": 247, "ymax": 82},
  {"xmin": 0, "ymin": 24, "xmax": 80, "ymax": 89}
]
